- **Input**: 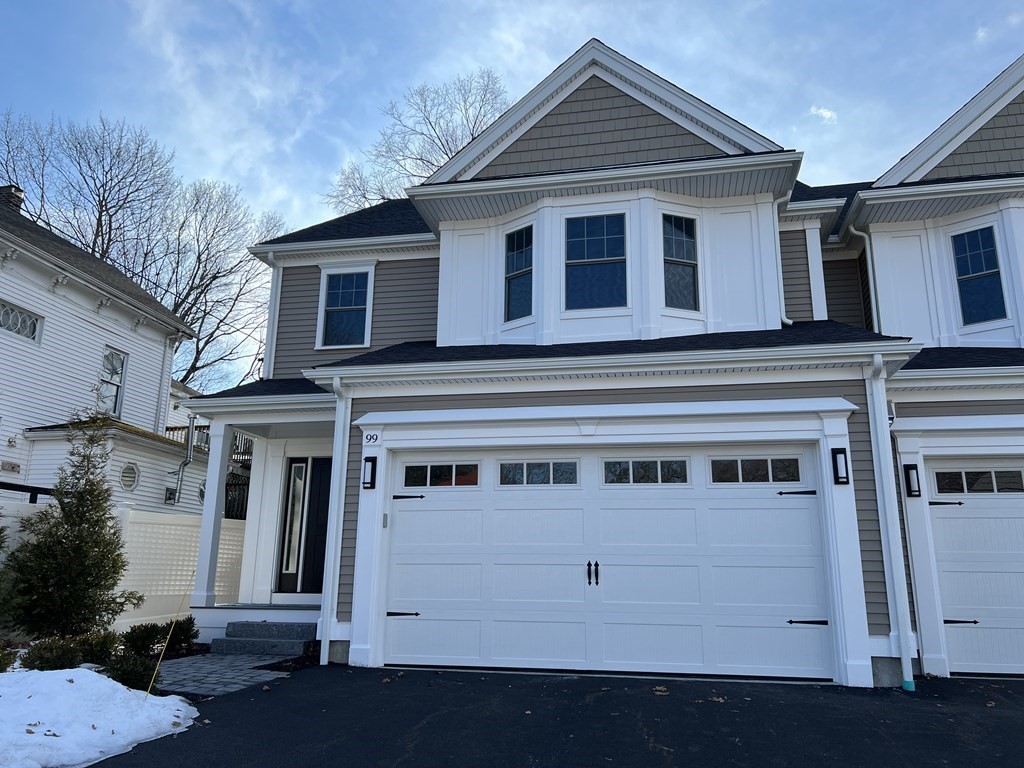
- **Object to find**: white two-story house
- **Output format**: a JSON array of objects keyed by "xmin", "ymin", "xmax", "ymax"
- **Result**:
[
  {"xmin": 185, "ymin": 40, "xmax": 1024, "ymax": 688},
  {"xmin": 0, "ymin": 186, "xmax": 221, "ymax": 623}
]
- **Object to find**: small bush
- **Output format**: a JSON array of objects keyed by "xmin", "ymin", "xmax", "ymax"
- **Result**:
[
  {"xmin": 164, "ymin": 616, "xmax": 199, "ymax": 657},
  {"xmin": 76, "ymin": 630, "xmax": 121, "ymax": 665},
  {"xmin": 0, "ymin": 645, "xmax": 17, "ymax": 672},
  {"xmin": 106, "ymin": 651, "xmax": 159, "ymax": 692},
  {"xmin": 20, "ymin": 637, "xmax": 83, "ymax": 671},
  {"xmin": 121, "ymin": 622, "xmax": 165, "ymax": 657}
]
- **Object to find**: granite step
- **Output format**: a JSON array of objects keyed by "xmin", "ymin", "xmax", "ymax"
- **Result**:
[
  {"xmin": 224, "ymin": 621, "xmax": 318, "ymax": 641},
  {"xmin": 211, "ymin": 636, "xmax": 312, "ymax": 656}
]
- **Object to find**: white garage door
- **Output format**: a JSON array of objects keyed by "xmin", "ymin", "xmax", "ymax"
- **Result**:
[
  {"xmin": 384, "ymin": 446, "xmax": 835, "ymax": 679},
  {"xmin": 929, "ymin": 460, "xmax": 1024, "ymax": 674}
]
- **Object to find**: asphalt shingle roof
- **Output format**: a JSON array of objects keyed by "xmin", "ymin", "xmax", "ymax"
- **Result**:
[
  {"xmin": 0, "ymin": 204, "xmax": 192, "ymax": 334},
  {"xmin": 197, "ymin": 377, "xmax": 330, "ymax": 399},
  {"xmin": 902, "ymin": 346, "xmax": 1024, "ymax": 370},
  {"xmin": 319, "ymin": 321, "xmax": 909, "ymax": 369},
  {"xmin": 261, "ymin": 199, "xmax": 432, "ymax": 246}
]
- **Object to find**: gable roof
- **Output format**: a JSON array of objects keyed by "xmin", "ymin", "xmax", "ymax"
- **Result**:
[
  {"xmin": 426, "ymin": 39, "xmax": 782, "ymax": 186},
  {"xmin": 875, "ymin": 52, "xmax": 1024, "ymax": 187},
  {"xmin": 259, "ymin": 199, "xmax": 432, "ymax": 247},
  {"xmin": 0, "ymin": 203, "xmax": 193, "ymax": 335}
]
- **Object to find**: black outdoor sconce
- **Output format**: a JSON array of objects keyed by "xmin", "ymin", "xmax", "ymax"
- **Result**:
[
  {"xmin": 903, "ymin": 464, "xmax": 921, "ymax": 497},
  {"xmin": 362, "ymin": 456, "xmax": 377, "ymax": 490},
  {"xmin": 831, "ymin": 447, "xmax": 850, "ymax": 485}
]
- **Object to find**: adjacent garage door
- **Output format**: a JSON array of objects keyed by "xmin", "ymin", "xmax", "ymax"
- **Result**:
[
  {"xmin": 384, "ymin": 446, "xmax": 834, "ymax": 679},
  {"xmin": 928, "ymin": 460, "xmax": 1024, "ymax": 674}
]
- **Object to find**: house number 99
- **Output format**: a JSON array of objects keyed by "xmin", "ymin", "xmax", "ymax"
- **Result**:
[{"xmin": 364, "ymin": 433, "xmax": 380, "ymax": 444}]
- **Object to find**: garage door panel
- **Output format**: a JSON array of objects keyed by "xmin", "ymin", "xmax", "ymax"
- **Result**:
[
  {"xmin": 945, "ymin": 625, "xmax": 1024, "ymax": 673},
  {"xmin": 599, "ymin": 564, "xmax": 701, "ymax": 605},
  {"xmin": 602, "ymin": 622, "xmax": 704, "ymax": 666},
  {"xmin": 387, "ymin": 618, "xmax": 482, "ymax": 661},
  {"xmin": 712, "ymin": 564, "xmax": 827, "ymax": 609},
  {"xmin": 708, "ymin": 504, "xmax": 820, "ymax": 550},
  {"xmin": 492, "ymin": 506, "xmax": 585, "ymax": 546},
  {"xmin": 597, "ymin": 506, "xmax": 698, "ymax": 547},
  {"xmin": 492, "ymin": 619, "xmax": 588, "ymax": 662},
  {"xmin": 933, "ymin": 516, "xmax": 1024, "ymax": 557},
  {"xmin": 493, "ymin": 563, "xmax": 586, "ymax": 603},
  {"xmin": 939, "ymin": 568, "xmax": 1024, "ymax": 611},
  {"xmin": 391, "ymin": 507, "xmax": 483, "ymax": 547},
  {"xmin": 714, "ymin": 624, "xmax": 832, "ymax": 677},
  {"xmin": 390, "ymin": 562, "xmax": 482, "ymax": 601}
]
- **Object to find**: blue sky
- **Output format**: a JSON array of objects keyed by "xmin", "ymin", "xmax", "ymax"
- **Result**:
[{"xmin": 5, "ymin": 0, "xmax": 1024, "ymax": 233}]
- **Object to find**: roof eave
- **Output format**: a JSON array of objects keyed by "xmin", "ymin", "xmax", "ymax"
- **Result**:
[{"xmin": 249, "ymin": 231, "xmax": 438, "ymax": 260}]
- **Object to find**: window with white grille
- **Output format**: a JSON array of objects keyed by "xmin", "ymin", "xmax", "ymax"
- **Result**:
[{"xmin": 0, "ymin": 298, "xmax": 41, "ymax": 341}]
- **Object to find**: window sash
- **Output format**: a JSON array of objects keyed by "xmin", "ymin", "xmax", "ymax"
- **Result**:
[
  {"xmin": 663, "ymin": 214, "xmax": 698, "ymax": 311},
  {"xmin": 505, "ymin": 226, "xmax": 533, "ymax": 322},
  {"xmin": 951, "ymin": 227, "xmax": 1006, "ymax": 326},
  {"xmin": 321, "ymin": 271, "xmax": 369, "ymax": 346},
  {"xmin": 565, "ymin": 214, "xmax": 627, "ymax": 310},
  {"xmin": 98, "ymin": 349, "xmax": 126, "ymax": 415},
  {"xmin": 0, "ymin": 299, "xmax": 41, "ymax": 341}
]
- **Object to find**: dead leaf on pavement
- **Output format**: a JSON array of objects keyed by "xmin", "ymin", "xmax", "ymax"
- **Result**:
[
  {"xmin": 262, "ymin": 685, "xmax": 270, "ymax": 691},
  {"xmin": 653, "ymin": 686, "xmax": 669, "ymax": 696},
  {"xmin": 986, "ymin": 701, "xmax": 996, "ymax": 708},
  {"xmin": 709, "ymin": 696, "xmax": 727, "ymax": 703}
]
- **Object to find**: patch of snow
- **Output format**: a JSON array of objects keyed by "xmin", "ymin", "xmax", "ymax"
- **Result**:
[{"xmin": 0, "ymin": 668, "xmax": 197, "ymax": 768}]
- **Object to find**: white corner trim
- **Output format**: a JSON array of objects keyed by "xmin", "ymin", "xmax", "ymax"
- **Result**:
[
  {"xmin": 804, "ymin": 224, "xmax": 828, "ymax": 321},
  {"xmin": 262, "ymin": 258, "xmax": 282, "ymax": 379},
  {"xmin": 876, "ymin": 53, "xmax": 1024, "ymax": 186}
]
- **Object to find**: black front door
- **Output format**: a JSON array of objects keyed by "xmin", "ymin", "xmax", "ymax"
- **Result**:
[{"xmin": 277, "ymin": 457, "xmax": 332, "ymax": 594}]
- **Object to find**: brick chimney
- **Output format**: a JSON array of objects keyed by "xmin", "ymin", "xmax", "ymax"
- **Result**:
[{"xmin": 1, "ymin": 185, "xmax": 25, "ymax": 212}]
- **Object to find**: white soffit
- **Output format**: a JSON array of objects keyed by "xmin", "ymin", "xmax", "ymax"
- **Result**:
[
  {"xmin": 875, "ymin": 52, "xmax": 1024, "ymax": 187},
  {"xmin": 426, "ymin": 38, "xmax": 782, "ymax": 186}
]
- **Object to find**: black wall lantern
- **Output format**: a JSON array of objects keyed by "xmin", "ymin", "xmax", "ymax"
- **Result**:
[
  {"xmin": 903, "ymin": 464, "xmax": 921, "ymax": 497},
  {"xmin": 831, "ymin": 447, "xmax": 850, "ymax": 485},
  {"xmin": 362, "ymin": 456, "xmax": 378, "ymax": 490}
]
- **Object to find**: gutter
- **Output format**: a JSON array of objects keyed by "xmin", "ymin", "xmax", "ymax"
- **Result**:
[
  {"xmin": 865, "ymin": 353, "xmax": 916, "ymax": 691},
  {"xmin": 173, "ymin": 415, "xmax": 197, "ymax": 504},
  {"xmin": 774, "ymin": 191, "xmax": 794, "ymax": 326}
]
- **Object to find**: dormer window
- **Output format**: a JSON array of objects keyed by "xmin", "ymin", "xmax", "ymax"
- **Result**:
[
  {"xmin": 316, "ymin": 265, "xmax": 375, "ymax": 349},
  {"xmin": 504, "ymin": 225, "xmax": 533, "ymax": 322},
  {"xmin": 565, "ymin": 214, "xmax": 626, "ymax": 310},
  {"xmin": 663, "ymin": 214, "xmax": 698, "ymax": 311},
  {"xmin": 952, "ymin": 226, "xmax": 1006, "ymax": 326}
]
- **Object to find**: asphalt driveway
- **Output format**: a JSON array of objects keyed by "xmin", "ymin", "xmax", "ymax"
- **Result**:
[{"xmin": 104, "ymin": 666, "xmax": 1021, "ymax": 767}]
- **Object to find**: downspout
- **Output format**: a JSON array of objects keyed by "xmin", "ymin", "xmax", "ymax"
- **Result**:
[
  {"xmin": 319, "ymin": 376, "xmax": 352, "ymax": 665},
  {"xmin": 774, "ymin": 192, "xmax": 794, "ymax": 326},
  {"xmin": 848, "ymin": 224, "xmax": 881, "ymax": 333},
  {"xmin": 865, "ymin": 353, "xmax": 916, "ymax": 691},
  {"xmin": 173, "ymin": 414, "xmax": 197, "ymax": 504}
]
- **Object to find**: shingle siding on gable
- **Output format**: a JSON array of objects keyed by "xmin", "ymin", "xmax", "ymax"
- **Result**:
[
  {"xmin": 271, "ymin": 258, "xmax": 439, "ymax": 378},
  {"xmin": 780, "ymin": 230, "xmax": 813, "ymax": 322},
  {"xmin": 923, "ymin": 90, "xmax": 1024, "ymax": 181},
  {"xmin": 823, "ymin": 258, "xmax": 868, "ymax": 329},
  {"xmin": 475, "ymin": 76, "xmax": 726, "ymax": 180}
]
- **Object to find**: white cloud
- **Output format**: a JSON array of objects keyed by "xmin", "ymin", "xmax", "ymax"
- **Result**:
[
  {"xmin": 975, "ymin": 26, "xmax": 990, "ymax": 43},
  {"xmin": 809, "ymin": 105, "xmax": 838, "ymax": 125}
]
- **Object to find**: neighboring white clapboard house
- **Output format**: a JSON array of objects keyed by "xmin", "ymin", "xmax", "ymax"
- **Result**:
[
  {"xmin": 184, "ymin": 40, "xmax": 1024, "ymax": 687},
  {"xmin": 0, "ymin": 185, "xmax": 242, "ymax": 625}
]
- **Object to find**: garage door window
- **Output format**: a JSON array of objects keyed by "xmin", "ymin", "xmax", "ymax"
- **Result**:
[
  {"xmin": 935, "ymin": 469, "xmax": 1024, "ymax": 494},
  {"xmin": 603, "ymin": 459, "xmax": 688, "ymax": 484},
  {"xmin": 404, "ymin": 463, "xmax": 479, "ymax": 488},
  {"xmin": 711, "ymin": 457, "xmax": 801, "ymax": 484},
  {"xmin": 499, "ymin": 461, "xmax": 579, "ymax": 486}
]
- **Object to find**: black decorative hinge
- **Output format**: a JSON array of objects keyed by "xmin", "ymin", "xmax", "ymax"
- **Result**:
[
  {"xmin": 777, "ymin": 490, "xmax": 817, "ymax": 496},
  {"xmin": 943, "ymin": 618, "xmax": 979, "ymax": 625},
  {"xmin": 386, "ymin": 611, "xmax": 421, "ymax": 617},
  {"xmin": 929, "ymin": 501, "xmax": 964, "ymax": 506},
  {"xmin": 392, "ymin": 494, "xmax": 426, "ymax": 500},
  {"xmin": 787, "ymin": 619, "xmax": 829, "ymax": 625}
]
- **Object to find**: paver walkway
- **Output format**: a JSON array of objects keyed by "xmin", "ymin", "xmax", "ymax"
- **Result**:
[{"xmin": 156, "ymin": 654, "xmax": 292, "ymax": 697}]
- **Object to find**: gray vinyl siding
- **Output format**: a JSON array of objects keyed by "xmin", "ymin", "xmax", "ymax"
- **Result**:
[
  {"xmin": 337, "ymin": 380, "xmax": 891, "ymax": 634},
  {"xmin": 923, "ymin": 91, "xmax": 1024, "ymax": 181},
  {"xmin": 823, "ymin": 259, "xmax": 868, "ymax": 328},
  {"xmin": 272, "ymin": 258, "xmax": 439, "ymax": 377},
  {"xmin": 476, "ymin": 76, "xmax": 725, "ymax": 180},
  {"xmin": 780, "ymin": 230, "xmax": 813, "ymax": 322},
  {"xmin": 895, "ymin": 399, "xmax": 1024, "ymax": 419}
]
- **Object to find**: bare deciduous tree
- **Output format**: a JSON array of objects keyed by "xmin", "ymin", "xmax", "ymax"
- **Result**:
[
  {"xmin": 326, "ymin": 68, "xmax": 509, "ymax": 212},
  {"xmin": 0, "ymin": 111, "xmax": 283, "ymax": 391}
]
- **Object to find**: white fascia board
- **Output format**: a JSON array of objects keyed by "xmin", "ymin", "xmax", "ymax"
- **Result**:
[
  {"xmin": 891, "ymin": 414, "xmax": 1024, "ymax": 434},
  {"xmin": 308, "ymin": 341, "xmax": 921, "ymax": 386},
  {"xmin": 876, "ymin": 53, "xmax": 1024, "ymax": 187},
  {"xmin": 890, "ymin": 366, "xmax": 1024, "ymax": 390},
  {"xmin": 182, "ymin": 393, "xmax": 336, "ymax": 417},
  {"xmin": 426, "ymin": 39, "xmax": 781, "ymax": 185},
  {"xmin": 355, "ymin": 396, "xmax": 858, "ymax": 430},
  {"xmin": 249, "ymin": 233, "xmax": 438, "ymax": 261},
  {"xmin": 410, "ymin": 153, "xmax": 802, "ymax": 203},
  {"xmin": 0, "ymin": 229, "xmax": 193, "ymax": 337},
  {"xmin": 781, "ymin": 198, "xmax": 846, "ymax": 221}
]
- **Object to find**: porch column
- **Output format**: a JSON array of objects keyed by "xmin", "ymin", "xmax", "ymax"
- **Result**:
[{"xmin": 192, "ymin": 420, "xmax": 234, "ymax": 607}]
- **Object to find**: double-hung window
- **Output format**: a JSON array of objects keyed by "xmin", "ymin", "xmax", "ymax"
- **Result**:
[
  {"xmin": 505, "ymin": 225, "xmax": 533, "ymax": 322},
  {"xmin": 98, "ymin": 348, "xmax": 126, "ymax": 416},
  {"xmin": 952, "ymin": 226, "xmax": 1006, "ymax": 326},
  {"xmin": 662, "ymin": 214, "xmax": 698, "ymax": 311},
  {"xmin": 319, "ymin": 270, "xmax": 371, "ymax": 347},
  {"xmin": 565, "ymin": 213, "xmax": 626, "ymax": 310}
]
